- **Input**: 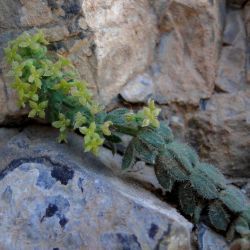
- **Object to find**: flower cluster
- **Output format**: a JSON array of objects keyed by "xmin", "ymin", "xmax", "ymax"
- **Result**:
[{"xmin": 126, "ymin": 99, "xmax": 161, "ymax": 128}]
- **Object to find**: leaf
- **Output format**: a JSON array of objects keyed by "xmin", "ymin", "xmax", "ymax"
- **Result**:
[
  {"xmin": 122, "ymin": 143, "xmax": 136, "ymax": 170},
  {"xmin": 234, "ymin": 216, "xmax": 250, "ymax": 236},
  {"xmin": 219, "ymin": 185, "xmax": 246, "ymax": 213},
  {"xmin": 199, "ymin": 163, "xmax": 226, "ymax": 189},
  {"xmin": 190, "ymin": 168, "xmax": 219, "ymax": 199},
  {"xmin": 241, "ymin": 206, "xmax": 250, "ymax": 222},
  {"xmin": 106, "ymin": 108, "xmax": 130, "ymax": 126},
  {"xmin": 137, "ymin": 128, "xmax": 165, "ymax": 149},
  {"xmin": 133, "ymin": 138, "xmax": 156, "ymax": 164},
  {"xmin": 155, "ymin": 151, "xmax": 189, "ymax": 182},
  {"xmin": 178, "ymin": 183, "xmax": 196, "ymax": 217},
  {"xmin": 104, "ymin": 134, "xmax": 122, "ymax": 144},
  {"xmin": 194, "ymin": 203, "xmax": 204, "ymax": 224},
  {"xmin": 154, "ymin": 163, "xmax": 175, "ymax": 192},
  {"xmin": 209, "ymin": 201, "xmax": 230, "ymax": 231},
  {"xmin": 157, "ymin": 122, "xmax": 174, "ymax": 143},
  {"xmin": 166, "ymin": 142, "xmax": 199, "ymax": 170}
]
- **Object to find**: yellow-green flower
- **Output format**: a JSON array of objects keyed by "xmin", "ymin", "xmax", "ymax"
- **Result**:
[
  {"xmin": 101, "ymin": 121, "xmax": 113, "ymax": 136},
  {"xmin": 10, "ymin": 61, "xmax": 24, "ymax": 78},
  {"xmin": 28, "ymin": 100, "xmax": 48, "ymax": 119},
  {"xmin": 28, "ymin": 66, "xmax": 42, "ymax": 89},
  {"xmin": 52, "ymin": 113, "xmax": 71, "ymax": 132},
  {"xmin": 11, "ymin": 79, "xmax": 30, "ymax": 107},
  {"xmin": 140, "ymin": 99, "xmax": 161, "ymax": 128},
  {"xmin": 4, "ymin": 45, "xmax": 21, "ymax": 63},
  {"xmin": 52, "ymin": 113, "xmax": 71, "ymax": 143},
  {"xmin": 73, "ymin": 112, "xmax": 87, "ymax": 130},
  {"xmin": 57, "ymin": 131, "xmax": 68, "ymax": 143},
  {"xmin": 53, "ymin": 79, "xmax": 72, "ymax": 94},
  {"xmin": 79, "ymin": 122, "xmax": 104, "ymax": 155},
  {"xmin": 71, "ymin": 81, "xmax": 92, "ymax": 105}
]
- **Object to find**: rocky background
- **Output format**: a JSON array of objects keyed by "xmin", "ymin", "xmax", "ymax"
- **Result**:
[{"xmin": 0, "ymin": 0, "xmax": 249, "ymax": 249}]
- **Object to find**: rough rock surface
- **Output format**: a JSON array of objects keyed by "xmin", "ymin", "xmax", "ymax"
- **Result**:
[
  {"xmin": 0, "ymin": 0, "xmax": 249, "ymax": 180},
  {"xmin": 0, "ymin": 126, "xmax": 193, "ymax": 250},
  {"xmin": 186, "ymin": 90, "xmax": 250, "ymax": 178}
]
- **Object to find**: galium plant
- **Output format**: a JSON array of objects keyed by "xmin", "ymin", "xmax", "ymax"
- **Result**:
[{"xmin": 5, "ymin": 31, "xmax": 250, "ymax": 246}]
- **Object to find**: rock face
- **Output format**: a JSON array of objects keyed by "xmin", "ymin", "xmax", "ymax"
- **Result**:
[
  {"xmin": 0, "ymin": 126, "xmax": 193, "ymax": 250},
  {"xmin": 0, "ymin": 0, "xmax": 249, "ymax": 180}
]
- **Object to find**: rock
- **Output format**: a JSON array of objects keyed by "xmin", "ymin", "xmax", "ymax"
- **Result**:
[
  {"xmin": 227, "ymin": 0, "xmax": 249, "ymax": 9},
  {"xmin": 244, "ymin": 3, "xmax": 250, "ymax": 83},
  {"xmin": 0, "ymin": 125, "xmax": 193, "ymax": 250},
  {"xmin": 215, "ymin": 46, "xmax": 246, "ymax": 92},
  {"xmin": 43, "ymin": 25, "xmax": 70, "ymax": 42},
  {"xmin": 20, "ymin": 0, "xmax": 53, "ymax": 27},
  {"xmin": 120, "ymin": 73, "xmax": 154, "ymax": 103},
  {"xmin": 0, "ymin": 0, "xmax": 22, "ymax": 32},
  {"xmin": 82, "ymin": 0, "xmax": 157, "ymax": 104},
  {"xmin": 216, "ymin": 8, "xmax": 247, "ymax": 92},
  {"xmin": 153, "ymin": 0, "xmax": 224, "ymax": 105},
  {"xmin": 186, "ymin": 91, "xmax": 250, "ymax": 178},
  {"xmin": 223, "ymin": 9, "xmax": 246, "ymax": 48},
  {"xmin": 197, "ymin": 224, "xmax": 229, "ymax": 250}
]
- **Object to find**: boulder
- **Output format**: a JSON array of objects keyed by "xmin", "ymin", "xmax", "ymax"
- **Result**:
[
  {"xmin": 0, "ymin": 125, "xmax": 193, "ymax": 250},
  {"xmin": 186, "ymin": 91, "xmax": 250, "ymax": 178},
  {"xmin": 215, "ymin": 9, "xmax": 247, "ymax": 93},
  {"xmin": 82, "ymin": 0, "xmax": 157, "ymax": 104},
  {"xmin": 152, "ymin": 0, "xmax": 224, "ymax": 105}
]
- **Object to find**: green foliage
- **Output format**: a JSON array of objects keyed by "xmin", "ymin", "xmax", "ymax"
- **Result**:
[
  {"xmin": 178, "ymin": 184, "xmax": 197, "ymax": 217},
  {"xmin": 219, "ymin": 186, "xmax": 246, "ymax": 213},
  {"xmin": 122, "ymin": 142, "xmax": 136, "ymax": 170},
  {"xmin": 208, "ymin": 201, "xmax": 230, "ymax": 231},
  {"xmin": 190, "ymin": 168, "xmax": 219, "ymax": 199},
  {"xmin": 5, "ymin": 31, "xmax": 250, "ymax": 244}
]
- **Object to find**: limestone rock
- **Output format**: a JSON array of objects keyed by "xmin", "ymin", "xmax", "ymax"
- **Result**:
[
  {"xmin": 215, "ymin": 46, "xmax": 246, "ymax": 93},
  {"xmin": 186, "ymin": 91, "xmax": 250, "ymax": 178},
  {"xmin": 120, "ymin": 73, "xmax": 153, "ymax": 103},
  {"xmin": 0, "ymin": 126, "xmax": 193, "ymax": 250},
  {"xmin": 197, "ymin": 224, "xmax": 229, "ymax": 250},
  {"xmin": 215, "ymin": 9, "xmax": 247, "ymax": 93},
  {"xmin": 82, "ymin": 0, "xmax": 157, "ymax": 104},
  {"xmin": 244, "ymin": 3, "xmax": 250, "ymax": 83},
  {"xmin": 20, "ymin": 0, "xmax": 53, "ymax": 27},
  {"xmin": 153, "ymin": 0, "xmax": 224, "ymax": 105}
]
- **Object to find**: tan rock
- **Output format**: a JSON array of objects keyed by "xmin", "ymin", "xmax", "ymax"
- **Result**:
[
  {"xmin": 82, "ymin": 0, "xmax": 157, "ymax": 104},
  {"xmin": 20, "ymin": 0, "xmax": 53, "ymax": 27},
  {"xmin": 43, "ymin": 26, "xmax": 69, "ymax": 42},
  {"xmin": 186, "ymin": 91, "xmax": 250, "ymax": 177},
  {"xmin": 153, "ymin": 0, "xmax": 224, "ymax": 105},
  {"xmin": 215, "ymin": 46, "xmax": 246, "ymax": 92},
  {"xmin": 216, "ymin": 9, "xmax": 247, "ymax": 92},
  {"xmin": 244, "ymin": 3, "xmax": 250, "ymax": 83}
]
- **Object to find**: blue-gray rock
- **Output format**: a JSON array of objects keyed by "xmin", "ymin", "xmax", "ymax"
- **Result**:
[
  {"xmin": 198, "ymin": 224, "xmax": 229, "ymax": 250},
  {"xmin": 0, "ymin": 126, "xmax": 193, "ymax": 250}
]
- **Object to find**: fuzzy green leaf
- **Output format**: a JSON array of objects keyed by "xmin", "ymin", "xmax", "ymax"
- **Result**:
[
  {"xmin": 241, "ymin": 206, "xmax": 250, "ymax": 222},
  {"xmin": 122, "ymin": 143, "xmax": 136, "ymax": 170},
  {"xmin": 234, "ymin": 216, "xmax": 250, "ymax": 236},
  {"xmin": 133, "ymin": 138, "xmax": 156, "ymax": 164},
  {"xmin": 178, "ymin": 184, "xmax": 196, "ymax": 217},
  {"xmin": 154, "ymin": 163, "xmax": 175, "ymax": 192},
  {"xmin": 198, "ymin": 163, "xmax": 226, "ymax": 189},
  {"xmin": 155, "ymin": 151, "xmax": 189, "ymax": 182},
  {"xmin": 137, "ymin": 128, "xmax": 165, "ymax": 150},
  {"xmin": 190, "ymin": 168, "xmax": 219, "ymax": 199},
  {"xmin": 156, "ymin": 122, "xmax": 174, "ymax": 143},
  {"xmin": 209, "ymin": 202, "xmax": 230, "ymax": 231},
  {"xmin": 166, "ymin": 142, "xmax": 199, "ymax": 170},
  {"xmin": 106, "ymin": 108, "xmax": 130, "ymax": 126},
  {"xmin": 219, "ymin": 186, "xmax": 245, "ymax": 213}
]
